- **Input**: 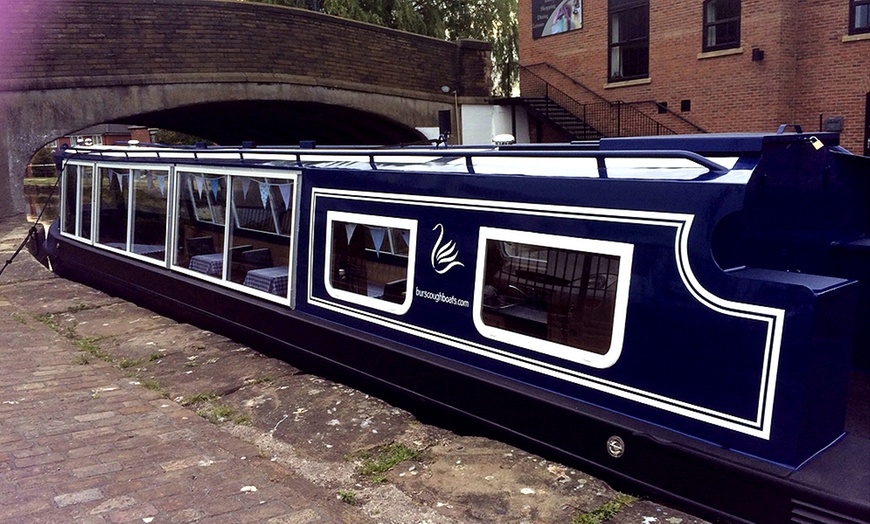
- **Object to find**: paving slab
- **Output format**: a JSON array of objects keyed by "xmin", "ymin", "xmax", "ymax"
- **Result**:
[{"xmin": 0, "ymin": 217, "xmax": 708, "ymax": 524}]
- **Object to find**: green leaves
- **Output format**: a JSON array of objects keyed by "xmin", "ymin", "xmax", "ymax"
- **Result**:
[{"xmin": 245, "ymin": 0, "xmax": 517, "ymax": 96}]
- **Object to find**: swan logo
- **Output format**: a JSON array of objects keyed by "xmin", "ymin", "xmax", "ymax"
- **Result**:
[{"xmin": 431, "ymin": 224, "xmax": 465, "ymax": 274}]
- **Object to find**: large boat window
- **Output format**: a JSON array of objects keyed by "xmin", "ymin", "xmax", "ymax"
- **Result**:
[
  {"xmin": 189, "ymin": 172, "xmax": 226, "ymax": 226},
  {"xmin": 231, "ymin": 177, "xmax": 293, "ymax": 237},
  {"xmin": 475, "ymin": 228, "xmax": 633, "ymax": 368},
  {"xmin": 97, "ymin": 167, "xmax": 129, "ymax": 248},
  {"xmin": 325, "ymin": 211, "xmax": 416, "ymax": 315},
  {"xmin": 227, "ymin": 176, "xmax": 294, "ymax": 297},
  {"xmin": 79, "ymin": 167, "xmax": 94, "ymax": 241},
  {"xmin": 173, "ymin": 168, "xmax": 298, "ymax": 301},
  {"xmin": 174, "ymin": 171, "xmax": 228, "ymax": 279},
  {"xmin": 61, "ymin": 164, "xmax": 77, "ymax": 236},
  {"xmin": 62, "ymin": 163, "xmax": 93, "ymax": 240},
  {"xmin": 95, "ymin": 166, "xmax": 169, "ymax": 261},
  {"xmin": 130, "ymin": 170, "xmax": 169, "ymax": 261}
]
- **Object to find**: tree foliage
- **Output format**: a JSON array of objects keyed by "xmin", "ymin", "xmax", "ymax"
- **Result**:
[
  {"xmin": 152, "ymin": 129, "xmax": 211, "ymax": 145},
  {"xmin": 248, "ymin": 0, "xmax": 517, "ymax": 96}
]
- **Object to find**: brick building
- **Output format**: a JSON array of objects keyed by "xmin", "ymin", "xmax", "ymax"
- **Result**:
[
  {"xmin": 518, "ymin": 0, "xmax": 870, "ymax": 154},
  {"xmin": 53, "ymin": 124, "xmax": 152, "ymax": 149}
]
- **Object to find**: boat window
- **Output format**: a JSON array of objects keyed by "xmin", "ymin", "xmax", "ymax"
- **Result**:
[
  {"xmin": 95, "ymin": 166, "xmax": 169, "ymax": 261},
  {"xmin": 325, "ymin": 211, "xmax": 416, "ymax": 315},
  {"xmin": 226, "ymin": 176, "xmax": 294, "ymax": 297},
  {"xmin": 62, "ymin": 163, "xmax": 93, "ymax": 240},
  {"xmin": 174, "ymin": 171, "xmax": 227, "ymax": 279},
  {"xmin": 231, "ymin": 177, "xmax": 293, "ymax": 237},
  {"xmin": 79, "ymin": 166, "xmax": 94, "ymax": 241},
  {"xmin": 130, "ymin": 169, "xmax": 169, "ymax": 261},
  {"xmin": 97, "ymin": 167, "xmax": 130, "ymax": 248},
  {"xmin": 61, "ymin": 164, "xmax": 77, "ymax": 236},
  {"xmin": 188, "ymin": 172, "xmax": 226, "ymax": 226},
  {"xmin": 475, "ymin": 228, "xmax": 633, "ymax": 368}
]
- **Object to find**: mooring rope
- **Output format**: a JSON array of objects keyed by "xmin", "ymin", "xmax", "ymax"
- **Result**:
[{"xmin": 0, "ymin": 164, "xmax": 62, "ymax": 278}]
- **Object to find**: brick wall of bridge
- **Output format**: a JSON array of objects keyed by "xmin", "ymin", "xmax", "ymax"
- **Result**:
[
  {"xmin": 0, "ymin": 0, "xmax": 493, "ymax": 217},
  {"xmin": 0, "ymin": 0, "xmax": 491, "ymax": 98}
]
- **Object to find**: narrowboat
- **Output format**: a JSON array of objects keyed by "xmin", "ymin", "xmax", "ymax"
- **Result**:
[{"xmin": 45, "ymin": 128, "xmax": 870, "ymax": 523}]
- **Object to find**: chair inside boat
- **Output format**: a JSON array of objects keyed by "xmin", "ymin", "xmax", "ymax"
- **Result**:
[
  {"xmin": 186, "ymin": 236, "xmax": 216, "ymax": 257},
  {"xmin": 230, "ymin": 247, "xmax": 273, "ymax": 283},
  {"xmin": 482, "ymin": 242, "xmax": 618, "ymax": 354}
]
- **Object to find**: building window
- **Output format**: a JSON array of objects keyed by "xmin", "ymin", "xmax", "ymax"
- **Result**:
[
  {"xmin": 851, "ymin": 0, "xmax": 870, "ymax": 34},
  {"xmin": 72, "ymin": 136, "xmax": 102, "ymax": 146},
  {"xmin": 703, "ymin": 0, "xmax": 741, "ymax": 51},
  {"xmin": 608, "ymin": 0, "xmax": 649, "ymax": 82}
]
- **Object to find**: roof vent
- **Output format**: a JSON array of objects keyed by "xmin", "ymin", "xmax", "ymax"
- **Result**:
[{"xmin": 493, "ymin": 134, "xmax": 516, "ymax": 145}]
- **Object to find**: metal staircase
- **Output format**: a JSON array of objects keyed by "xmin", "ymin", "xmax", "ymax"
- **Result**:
[
  {"xmin": 518, "ymin": 64, "xmax": 706, "ymax": 140},
  {"xmin": 522, "ymin": 97, "xmax": 604, "ymax": 141}
]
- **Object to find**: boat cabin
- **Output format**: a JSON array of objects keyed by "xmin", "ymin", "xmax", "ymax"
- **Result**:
[{"xmin": 48, "ymin": 130, "xmax": 870, "ymax": 523}]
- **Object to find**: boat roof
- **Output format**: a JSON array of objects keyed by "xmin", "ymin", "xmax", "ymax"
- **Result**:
[
  {"xmin": 599, "ymin": 130, "xmax": 840, "ymax": 154},
  {"xmin": 57, "ymin": 131, "xmax": 838, "ymax": 183}
]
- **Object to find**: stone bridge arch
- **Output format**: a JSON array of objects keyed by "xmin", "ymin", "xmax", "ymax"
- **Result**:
[{"xmin": 0, "ymin": 0, "xmax": 491, "ymax": 216}]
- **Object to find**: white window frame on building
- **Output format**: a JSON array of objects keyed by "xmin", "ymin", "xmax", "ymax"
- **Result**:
[
  {"xmin": 71, "ymin": 135, "xmax": 103, "ymax": 147},
  {"xmin": 850, "ymin": 0, "xmax": 870, "ymax": 34},
  {"xmin": 608, "ymin": 0, "xmax": 650, "ymax": 82},
  {"xmin": 702, "ymin": 0, "xmax": 741, "ymax": 52}
]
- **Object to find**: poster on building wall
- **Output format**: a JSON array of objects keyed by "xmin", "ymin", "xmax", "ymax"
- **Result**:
[{"xmin": 532, "ymin": 0, "xmax": 582, "ymax": 39}]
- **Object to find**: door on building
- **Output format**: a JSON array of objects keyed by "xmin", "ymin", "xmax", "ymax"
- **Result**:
[{"xmin": 865, "ymin": 91, "xmax": 870, "ymax": 157}]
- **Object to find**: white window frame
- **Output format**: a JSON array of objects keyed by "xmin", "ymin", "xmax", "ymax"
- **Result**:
[
  {"xmin": 60, "ymin": 161, "xmax": 96, "ymax": 242},
  {"xmin": 230, "ymin": 175, "xmax": 294, "ymax": 238},
  {"xmin": 170, "ymin": 166, "xmax": 300, "ymax": 305},
  {"xmin": 93, "ymin": 162, "xmax": 172, "ymax": 266},
  {"xmin": 324, "ymin": 211, "xmax": 417, "ymax": 316},
  {"xmin": 473, "ymin": 227, "xmax": 634, "ymax": 369}
]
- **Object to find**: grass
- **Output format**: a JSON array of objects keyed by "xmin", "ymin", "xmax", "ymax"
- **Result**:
[
  {"xmin": 118, "ymin": 357, "xmax": 142, "ymax": 369},
  {"xmin": 141, "ymin": 379, "xmax": 169, "ymax": 397},
  {"xmin": 34, "ymin": 312, "xmax": 61, "ymax": 330},
  {"xmin": 65, "ymin": 304, "xmax": 90, "ymax": 313},
  {"xmin": 29, "ymin": 304, "xmax": 253, "ymax": 429},
  {"xmin": 178, "ymin": 393, "xmax": 250, "ymax": 425},
  {"xmin": 352, "ymin": 442, "xmax": 419, "ymax": 483},
  {"xmin": 35, "ymin": 312, "xmax": 111, "ymax": 363},
  {"xmin": 31, "ymin": 306, "xmax": 254, "ymax": 429},
  {"xmin": 336, "ymin": 490, "xmax": 357, "ymax": 505},
  {"xmin": 196, "ymin": 404, "xmax": 250, "ymax": 425},
  {"xmin": 179, "ymin": 393, "xmax": 219, "ymax": 406},
  {"xmin": 572, "ymin": 495, "xmax": 637, "ymax": 524},
  {"xmin": 72, "ymin": 336, "xmax": 111, "ymax": 361}
]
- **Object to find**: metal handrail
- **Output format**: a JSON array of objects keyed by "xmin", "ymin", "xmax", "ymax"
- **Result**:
[
  {"xmin": 522, "ymin": 63, "xmax": 611, "ymax": 105},
  {"xmin": 521, "ymin": 67, "xmax": 608, "ymax": 138},
  {"xmin": 521, "ymin": 64, "xmax": 699, "ymax": 137},
  {"xmin": 624, "ymin": 100, "xmax": 708, "ymax": 134},
  {"xmin": 529, "ymin": 62, "xmax": 707, "ymax": 133},
  {"xmin": 61, "ymin": 144, "xmax": 732, "ymax": 179}
]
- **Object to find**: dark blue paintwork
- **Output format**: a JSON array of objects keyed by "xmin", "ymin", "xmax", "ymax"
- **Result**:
[
  {"xmin": 294, "ymin": 137, "xmax": 860, "ymax": 468},
  {"xmin": 48, "ymin": 130, "xmax": 870, "ymax": 522}
]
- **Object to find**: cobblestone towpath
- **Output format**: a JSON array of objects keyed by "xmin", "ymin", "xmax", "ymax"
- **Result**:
[{"xmin": 0, "ymin": 217, "xmax": 707, "ymax": 524}]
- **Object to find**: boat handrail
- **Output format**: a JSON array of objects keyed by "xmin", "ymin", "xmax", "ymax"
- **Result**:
[{"xmin": 61, "ymin": 145, "xmax": 732, "ymax": 179}]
